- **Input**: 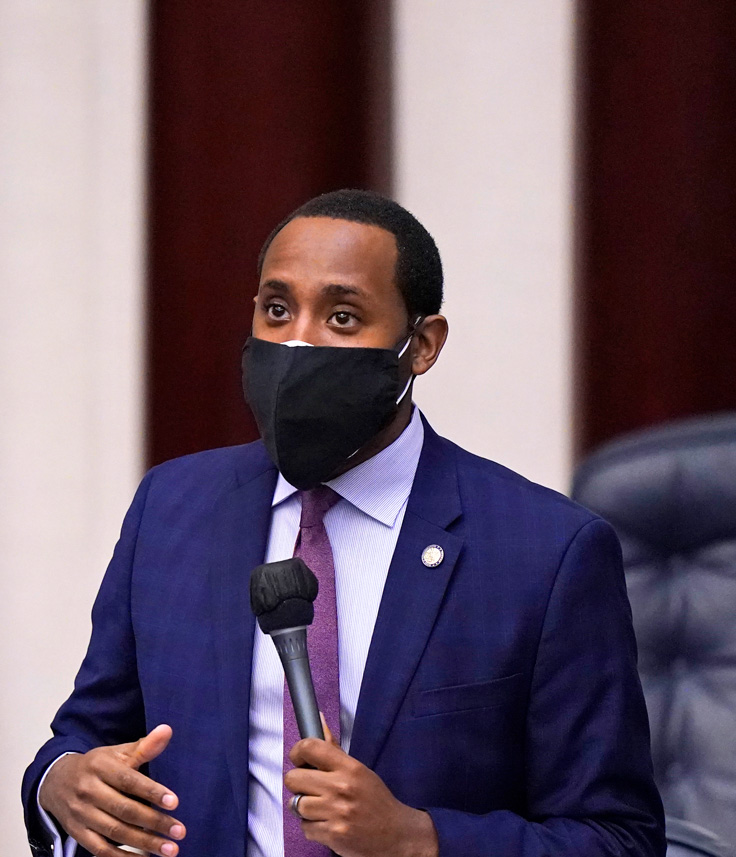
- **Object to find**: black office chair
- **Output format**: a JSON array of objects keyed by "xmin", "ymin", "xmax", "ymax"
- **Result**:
[
  {"xmin": 572, "ymin": 413, "xmax": 736, "ymax": 851},
  {"xmin": 666, "ymin": 816, "xmax": 732, "ymax": 856}
]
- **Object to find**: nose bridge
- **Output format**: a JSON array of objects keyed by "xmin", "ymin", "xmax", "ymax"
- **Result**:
[{"xmin": 289, "ymin": 312, "xmax": 323, "ymax": 345}]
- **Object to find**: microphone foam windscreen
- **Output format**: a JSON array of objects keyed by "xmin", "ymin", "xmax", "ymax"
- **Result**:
[
  {"xmin": 250, "ymin": 557, "xmax": 318, "ymax": 633},
  {"xmin": 256, "ymin": 597, "xmax": 314, "ymax": 634}
]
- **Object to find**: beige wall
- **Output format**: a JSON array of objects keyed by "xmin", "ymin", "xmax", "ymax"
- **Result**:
[
  {"xmin": 0, "ymin": 2, "xmax": 147, "ymax": 851},
  {"xmin": 395, "ymin": 0, "xmax": 575, "ymax": 492}
]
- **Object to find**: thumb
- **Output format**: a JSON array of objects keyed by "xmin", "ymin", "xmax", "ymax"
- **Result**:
[{"xmin": 128, "ymin": 723, "xmax": 173, "ymax": 768}]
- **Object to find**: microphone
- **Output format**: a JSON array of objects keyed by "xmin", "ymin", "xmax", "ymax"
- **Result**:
[{"xmin": 249, "ymin": 557, "xmax": 325, "ymax": 740}]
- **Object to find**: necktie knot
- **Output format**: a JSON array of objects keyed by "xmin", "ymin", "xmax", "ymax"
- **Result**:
[{"xmin": 299, "ymin": 485, "xmax": 340, "ymax": 528}]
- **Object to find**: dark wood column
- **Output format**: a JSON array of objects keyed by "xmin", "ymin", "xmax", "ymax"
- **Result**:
[
  {"xmin": 574, "ymin": 3, "xmax": 736, "ymax": 457},
  {"xmin": 146, "ymin": 1, "xmax": 393, "ymax": 467}
]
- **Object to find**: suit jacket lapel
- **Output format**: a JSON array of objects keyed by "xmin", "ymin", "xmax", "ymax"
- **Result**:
[
  {"xmin": 349, "ymin": 421, "xmax": 463, "ymax": 769},
  {"xmin": 210, "ymin": 444, "xmax": 277, "ymax": 828}
]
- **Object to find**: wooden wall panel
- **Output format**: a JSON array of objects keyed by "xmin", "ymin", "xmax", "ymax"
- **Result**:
[
  {"xmin": 146, "ymin": 0, "xmax": 392, "ymax": 466},
  {"xmin": 575, "ymin": 2, "xmax": 736, "ymax": 456}
]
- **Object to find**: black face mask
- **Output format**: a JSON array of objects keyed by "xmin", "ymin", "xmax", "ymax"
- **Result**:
[{"xmin": 241, "ymin": 330, "xmax": 416, "ymax": 490}]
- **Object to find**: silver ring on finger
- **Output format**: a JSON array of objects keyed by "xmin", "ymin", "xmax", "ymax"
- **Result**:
[{"xmin": 290, "ymin": 793, "xmax": 307, "ymax": 820}]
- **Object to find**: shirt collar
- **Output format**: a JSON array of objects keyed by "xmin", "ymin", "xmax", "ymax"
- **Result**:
[{"xmin": 271, "ymin": 406, "xmax": 425, "ymax": 527}]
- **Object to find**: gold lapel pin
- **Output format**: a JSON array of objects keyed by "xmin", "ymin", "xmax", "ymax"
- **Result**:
[{"xmin": 421, "ymin": 544, "xmax": 444, "ymax": 568}]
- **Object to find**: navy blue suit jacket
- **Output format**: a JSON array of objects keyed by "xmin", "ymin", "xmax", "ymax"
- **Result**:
[{"xmin": 23, "ymin": 420, "xmax": 665, "ymax": 856}]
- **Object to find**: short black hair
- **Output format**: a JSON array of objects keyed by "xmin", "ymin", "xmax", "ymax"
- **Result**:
[{"xmin": 257, "ymin": 189, "xmax": 443, "ymax": 318}]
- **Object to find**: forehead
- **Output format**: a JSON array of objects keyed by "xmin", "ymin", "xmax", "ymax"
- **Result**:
[{"xmin": 261, "ymin": 216, "xmax": 399, "ymax": 291}]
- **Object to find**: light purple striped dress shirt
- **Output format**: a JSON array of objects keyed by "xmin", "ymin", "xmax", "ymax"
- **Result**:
[{"xmin": 247, "ymin": 406, "xmax": 424, "ymax": 857}]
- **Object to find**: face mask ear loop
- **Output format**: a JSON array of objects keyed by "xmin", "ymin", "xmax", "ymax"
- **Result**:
[
  {"xmin": 395, "ymin": 373, "xmax": 414, "ymax": 406},
  {"xmin": 395, "ymin": 314, "xmax": 425, "ymax": 404},
  {"xmin": 395, "ymin": 321, "xmax": 420, "ymax": 405},
  {"xmin": 397, "ymin": 336, "xmax": 412, "ymax": 359},
  {"xmin": 396, "ymin": 314, "xmax": 424, "ymax": 358}
]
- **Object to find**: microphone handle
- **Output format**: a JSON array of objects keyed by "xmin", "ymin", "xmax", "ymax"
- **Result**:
[{"xmin": 271, "ymin": 626, "xmax": 325, "ymax": 740}]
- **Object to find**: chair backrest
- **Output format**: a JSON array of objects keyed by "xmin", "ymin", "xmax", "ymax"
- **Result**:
[
  {"xmin": 666, "ymin": 816, "xmax": 733, "ymax": 857},
  {"xmin": 572, "ymin": 413, "xmax": 736, "ymax": 849}
]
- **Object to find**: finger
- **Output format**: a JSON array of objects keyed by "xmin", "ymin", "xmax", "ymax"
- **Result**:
[
  {"xmin": 97, "ymin": 754, "xmax": 178, "ymax": 810},
  {"xmin": 74, "ymin": 825, "xmax": 132, "ymax": 857},
  {"xmin": 289, "ymin": 793, "xmax": 327, "ymax": 823},
  {"xmin": 94, "ymin": 780, "xmax": 185, "ymax": 840},
  {"xmin": 284, "ymin": 766, "xmax": 334, "ymax": 797},
  {"xmin": 129, "ymin": 723, "xmax": 173, "ymax": 768},
  {"xmin": 319, "ymin": 712, "xmax": 337, "ymax": 746},
  {"xmin": 290, "ymin": 736, "xmax": 348, "ymax": 771},
  {"xmin": 83, "ymin": 804, "xmax": 180, "ymax": 857}
]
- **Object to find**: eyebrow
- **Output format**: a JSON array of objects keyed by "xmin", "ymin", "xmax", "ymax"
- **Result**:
[
  {"xmin": 259, "ymin": 279, "xmax": 368, "ymax": 299},
  {"xmin": 322, "ymin": 283, "xmax": 367, "ymax": 299},
  {"xmin": 259, "ymin": 279, "xmax": 290, "ymax": 294}
]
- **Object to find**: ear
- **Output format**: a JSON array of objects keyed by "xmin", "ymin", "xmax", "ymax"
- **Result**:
[{"xmin": 411, "ymin": 315, "xmax": 448, "ymax": 376}]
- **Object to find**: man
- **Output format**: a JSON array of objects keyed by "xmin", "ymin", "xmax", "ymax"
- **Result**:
[{"xmin": 23, "ymin": 189, "xmax": 665, "ymax": 857}]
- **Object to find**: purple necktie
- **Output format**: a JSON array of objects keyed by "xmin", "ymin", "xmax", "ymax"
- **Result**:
[{"xmin": 283, "ymin": 485, "xmax": 341, "ymax": 855}]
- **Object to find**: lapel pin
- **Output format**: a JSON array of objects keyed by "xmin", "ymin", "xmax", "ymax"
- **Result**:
[{"xmin": 421, "ymin": 544, "xmax": 444, "ymax": 568}]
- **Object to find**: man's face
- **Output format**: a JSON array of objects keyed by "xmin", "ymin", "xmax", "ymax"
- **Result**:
[{"xmin": 252, "ymin": 216, "xmax": 410, "ymax": 348}]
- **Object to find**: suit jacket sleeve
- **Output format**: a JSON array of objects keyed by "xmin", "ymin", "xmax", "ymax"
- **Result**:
[
  {"xmin": 426, "ymin": 518, "xmax": 666, "ymax": 857},
  {"xmin": 21, "ymin": 470, "xmax": 153, "ymax": 853}
]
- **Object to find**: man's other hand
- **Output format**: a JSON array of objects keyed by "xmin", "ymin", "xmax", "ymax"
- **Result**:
[
  {"xmin": 39, "ymin": 723, "xmax": 186, "ymax": 857},
  {"xmin": 285, "ymin": 720, "xmax": 439, "ymax": 857}
]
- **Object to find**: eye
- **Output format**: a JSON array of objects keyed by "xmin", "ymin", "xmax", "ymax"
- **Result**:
[
  {"xmin": 329, "ymin": 310, "xmax": 359, "ymax": 328},
  {"xmin": 264, "ymin": 301, "xmax": 290, "ymax": 321}
]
